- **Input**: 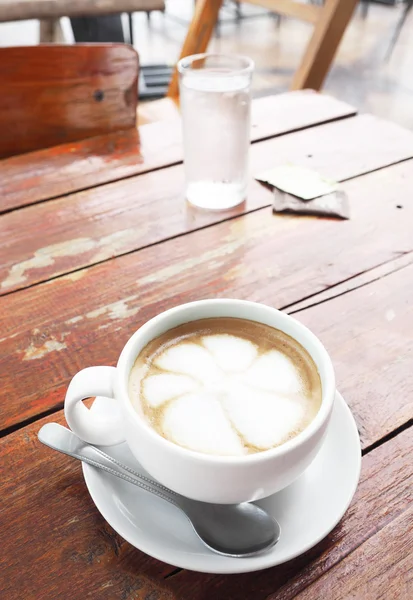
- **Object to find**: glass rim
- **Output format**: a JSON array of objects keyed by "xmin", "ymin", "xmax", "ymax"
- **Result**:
[{"xmin": 177, "ymin": 53, "xmax": 254, "ymax": 76}]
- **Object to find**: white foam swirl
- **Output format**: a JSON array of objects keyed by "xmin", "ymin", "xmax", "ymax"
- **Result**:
[{"xmin": 143, "ymin": 334, "xmax": 308, "ymax": 455}]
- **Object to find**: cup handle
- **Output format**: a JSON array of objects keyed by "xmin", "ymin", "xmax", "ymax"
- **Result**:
[{"xmin": 64, "ymin": 366, "xmax": 125, "ymax": 446}]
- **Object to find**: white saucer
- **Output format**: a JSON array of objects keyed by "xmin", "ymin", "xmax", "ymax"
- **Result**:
[{"xmin": 83, "ymin": 391, "xmax": 361, "ymax": 574}]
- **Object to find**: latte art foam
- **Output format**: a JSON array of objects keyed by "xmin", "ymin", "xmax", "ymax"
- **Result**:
[{"xmin": 129, "ymin": 318, "xmax": 322, "ymax": 456}]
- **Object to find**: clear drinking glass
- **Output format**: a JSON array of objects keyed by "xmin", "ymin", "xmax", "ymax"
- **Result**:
[{"xmin": 178, "ymin": 53, "xmax": 254, "ymax": 210}]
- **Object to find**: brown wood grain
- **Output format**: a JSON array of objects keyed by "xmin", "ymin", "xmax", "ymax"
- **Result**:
[
  {"xmin": 294, "ymin": 263, "xmax": 413, "ymax": 452},
  {"xmin": 0, "ymin": 45, "xmax": 138, "ymax": 158},
  {"xmin": 291, "ymin": 0, "xmax": 359, "ymax": 91},
  {"xmin": 286, "ymin": 251, "xmax": 413, "ymax": 314},
  {"xmin": 163, "ymin": 427, "xmax": 413, "ymax": 600},
  {"xmin": 0, "ymin": 91, "xmax": 356, "ymax": 213},
  {"xmin": 167, "ymin": 0, "xmax": 223, "ymax": 99},
  {"xmin": 1, "ymin": 407, "xmax": 411, "ymax": 600},
  {"xmin": 289, "ymin": 506, "xmax": 413, "ymax": 600},
  {"xmin": 0, "ymin": 160, "xmax": 412, "ymax": 432},
  {"xmin": 2, "ymin": 113, "xmax": 412, "ymax": 294},
  {"xmin": 244, "ymin": 0, "xmax": 320, "ymax": 23},
  {"xmin": 0, "ymin": 411, "xmax": 174, "ymax": 600}
]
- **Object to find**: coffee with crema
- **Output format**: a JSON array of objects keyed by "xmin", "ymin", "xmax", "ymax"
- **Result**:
[{"xmin": 128, "ymin": 317, "xmax": 322, "ymax": 457}]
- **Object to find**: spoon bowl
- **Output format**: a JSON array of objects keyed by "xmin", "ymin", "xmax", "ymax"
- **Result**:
[{"xmin": 184, "ymin": 500, "xmax": 280, "ymax": 557}]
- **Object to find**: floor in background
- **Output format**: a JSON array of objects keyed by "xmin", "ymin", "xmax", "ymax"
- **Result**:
[{"xmin": 1, "ymin": 1, "xmax": 412, "ymax": 128}]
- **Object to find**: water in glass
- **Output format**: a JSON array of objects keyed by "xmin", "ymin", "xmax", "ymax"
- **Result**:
[{"xmin": 179, "ymin": 55, "xmax": 253, "ymax": 210}]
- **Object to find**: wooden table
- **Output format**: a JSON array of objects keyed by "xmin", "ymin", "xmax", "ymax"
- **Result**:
[{"xmin": 1, "ymin": 90, "xmax": 412, "ymax": 599}]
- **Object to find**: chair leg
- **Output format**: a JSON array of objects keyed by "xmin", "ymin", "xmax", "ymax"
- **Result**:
[
  {"xmin": 386, "ymin": 0, "xmax": 413, "ymax": 60},
  {"xmin": 167, "ymin": 0, "xmax": 223, "ymax": 99},
  {"xmin": 291, "ymin": 0, "xmax": 358, "ymax": 91},
  {"xmin": 361, "ymin": 0, "xmax": 369, "ymax": 20},
  {"xmin": 129, "ymin": 12, "xmax": 134, "ymax": 45},
  {"xmin": 39, "ymin": 19, "xmax": 64, "ymax": 42}
]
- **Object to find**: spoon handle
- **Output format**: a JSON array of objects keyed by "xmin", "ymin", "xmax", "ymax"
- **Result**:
[
  {"xmin": 77, "ymin": 451, "xmax": 180, "ymax": 507},
  {"xmin": 38, "ymin": 423, "xmax": 180, "ymax": 508},
  {"xmin": 89, "ymin": 444, "xmax": 197, "ymax": 512},
  {"xmin": 85, "ymin": 443, "xmax": 179, "ymax": 497}
]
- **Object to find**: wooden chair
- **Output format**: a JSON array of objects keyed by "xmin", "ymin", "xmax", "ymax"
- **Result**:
[
  {"xmin": 167, "ymin": 0, "xmax": 359, "ymax": 98},
  {"xmin": 0, "ymin": 44, "xmax": 139, "ymax": 158},
  {"xmin": 0, "ymin": 0, "xmax": 165, "ymax": 42}
]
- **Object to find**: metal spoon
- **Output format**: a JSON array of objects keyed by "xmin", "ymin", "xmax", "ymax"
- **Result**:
[{"xmin": 38, "ymin": 423, "xmax": 280, "ymax": 557}]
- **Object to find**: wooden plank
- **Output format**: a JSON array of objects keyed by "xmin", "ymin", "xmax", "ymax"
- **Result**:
[
  {"xmin": 288, "ymin": 506, "xmax": 413, "ymax": 600},
  {"xmin": 163, "ymin": 429, "xmax": 413, "ymax": 599},
  {"xmin": 243, "ymin": 0, "xmax": 320, "ymax": 24},
  {"xmin": 252, "ymin": 112, "xmax": 413, "ymax": 183},
  {"xmin": 287, "ymin": 251, "xmax": 413, "ymax": 314},
  {"xmin": 0, "ymin": 146, "xmax": 270, "ymax": 295},
  {"xmin": 2, "ymin": 114, "xmax": 413, "ymax": 294},
  {"xmin": 0, "ymin": 91, "xmax": 356, "ymax": 213},
  {"xmin": 291, "ymin": 0, "xmax": 359, "ymax": 91},
  {"xmin": 0, "ymin": 45, "xmax": 139, "ymax": 158},
  {"xmin": 0, "ymin": 128, "xmax": 144, "ymax": 214},
  {"xmin": 0, "ymin": 411, "xmax": 175, "ymax": 600},
  {"xmin": 0, "ymin": 162, "xmax": 412, "ymax": 431},
  {"xmin": 294, "ymin": 263, "xmax": 413, "ymax": 451},
  {"xmin": 0, "ymin": 0, "xmax": 165, "ymax": 22},
  {"xmin": 1, "ymin": 406, "xmax": 411, "ymax": 599},
  {"xmin": 249, "ymin": 90, "xmax": 355, "ymax": 143}
]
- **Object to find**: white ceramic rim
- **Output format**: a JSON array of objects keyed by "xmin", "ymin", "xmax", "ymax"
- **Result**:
[
  {"xmin": 177, "ymin": 52, "xmax": 254, "ymax": 76},
  {"xmin": 117, "ymin": 299, "xmax": 336, "ymax": 465}
]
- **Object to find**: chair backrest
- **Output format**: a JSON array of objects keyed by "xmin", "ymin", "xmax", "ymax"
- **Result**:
[{"xmin": 0, "ymin": 44, "xmax": 139, "ymax": 158}]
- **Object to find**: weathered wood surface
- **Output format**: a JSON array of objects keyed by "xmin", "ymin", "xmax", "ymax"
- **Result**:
[
  {"xmin": 0, "ymin": 171, "xmax": 412, "ymax": 432},
  {"xmin": 287, "ymin": 251, "xmax": 413, "ymax": 314},
  {"xmin": 0, "ymin": 91, "xmax": 356, "ymax": 213},
  {"xmin": 0, "ymin": 0, "xmax": 165, "ymax": 21},
  {"xmin": 3, "ymin": 114, "xmax": 413, "ymax": 294},
  {"xmin": 1, "ymin": 90, "xmax": 412, "ymax": 600},
  {"xmin": 1, "ymin": 404, "xmax": 411, "ymax": 600},
  {"xmin": 0, "ymin": 410, "xmax": 174, "ymax": 600},
  {"xmin": 0, "ymin": 129, "xmax": 143, "ymax": 214},
  {"xmin": 0, "ymin": 160, "xmax": 266, "ymax": 295},
  {"xmin": 289, "ymin": 506, "xmax": 413, "ymax": 600},
  {"xmin": 0, "ymin": 45, "xmax": 139, "ymax": 158},
  {"xmin": 163, "ymin": 428, "xmax": 413, "ymax": 600},
  {"xmin": 294, "ymin": 262, "xmax": 413, "ymax": 451}
]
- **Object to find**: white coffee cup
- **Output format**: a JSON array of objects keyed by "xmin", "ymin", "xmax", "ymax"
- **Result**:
[{"xmin": 64, "ymin": 299, "xmax": 335, "ymax": 503}]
